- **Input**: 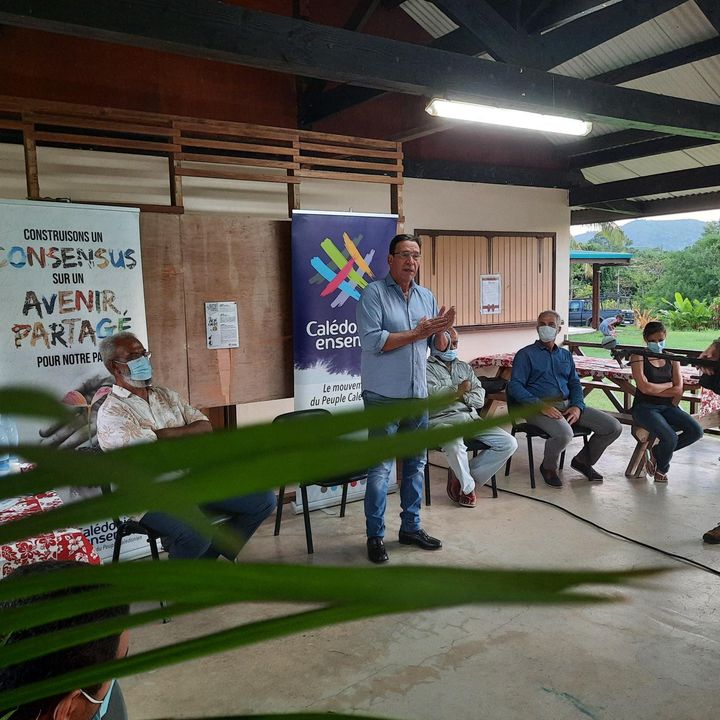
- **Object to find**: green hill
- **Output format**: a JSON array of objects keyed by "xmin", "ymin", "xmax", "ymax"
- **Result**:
[{"xmin": 572, "ymin": 218, "xmax": 708, "ymax": 250}]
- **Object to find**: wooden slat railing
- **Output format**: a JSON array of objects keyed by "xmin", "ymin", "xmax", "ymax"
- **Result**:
[{"xmin": 0, "ymin": 95, "xmax": 403, "ymax": 218}]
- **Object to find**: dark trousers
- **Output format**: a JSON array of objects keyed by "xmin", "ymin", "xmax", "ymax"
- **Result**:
[
  {"xmin": 141, "ymin": 490, "xmax": 277, "ymax": 560},
  {"xmin": 632, "ymin": 403, "xmax": 703, "ymax": 473}
]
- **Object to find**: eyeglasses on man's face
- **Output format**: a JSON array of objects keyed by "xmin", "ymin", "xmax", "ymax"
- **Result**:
[
  {"xmin": 393, "ymin": 251, "xmax": 422, "ymax": 260},
  {"xmin": 113, "ymin": 350, "xmax": 151, "ymax": 364}
]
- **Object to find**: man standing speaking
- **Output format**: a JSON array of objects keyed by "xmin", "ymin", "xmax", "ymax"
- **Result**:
[{"xmin": 357, "ymin": 233, "xmax": 454, "ymax": 563}]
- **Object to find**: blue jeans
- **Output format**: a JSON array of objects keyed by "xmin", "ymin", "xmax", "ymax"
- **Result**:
[
  {"xmin": 363, "ymin": 390, "xmax": 427, "ymax": 538},
  {"xmin": 141, "ymin": 490, "xmax": 277, "ymax": 560},
  {"xmin": 632, "ymin": 403, "xmax": 703, "ymax": 473}
]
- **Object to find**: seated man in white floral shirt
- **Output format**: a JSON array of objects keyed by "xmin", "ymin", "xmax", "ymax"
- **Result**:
[{"xmin": 96, "ymin": 331, "xmax": 275, "ymax": 560}]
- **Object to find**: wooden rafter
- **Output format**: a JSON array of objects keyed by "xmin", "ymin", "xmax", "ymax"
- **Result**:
[{"xmin": 2, "ymin": 1, "xmax": 720, "ymax": 141}]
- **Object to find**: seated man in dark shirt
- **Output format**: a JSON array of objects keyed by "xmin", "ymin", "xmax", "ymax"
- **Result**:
[{"xmin": 507, "ymin": 310, "xmax": 622, "ymax": 487}]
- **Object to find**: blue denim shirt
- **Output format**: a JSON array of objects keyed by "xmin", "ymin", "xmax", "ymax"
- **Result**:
[
  {"xmin": 507, "ymin": 340, "xmax": 585, "ymax": 410},
  {"xmin": 356, "ymin": 274, "xmax": 438, "ymax": 398}
]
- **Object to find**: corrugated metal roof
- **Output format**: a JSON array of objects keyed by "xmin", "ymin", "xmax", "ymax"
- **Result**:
[
  {"xmin": 582, "ymin": 142, "xmax": 720, "ymax": 183},
  {"xmin": 553, "ymin": 1, "xmax": 715, "ymax": 78},
  {"xmin": 549, "ymin": 1, "xmax": 719, "ymax": 152},
  {"xmin": 622, "ymin": 56, "xmax": 720, "ymax": 103},
  {"xmin": 400, "ymin": 0, "xmax": 719, "ymax": 205},
  {"xmin": 628, "ymin": 185, "xmax": 720, "ymax": 201},
  {"xmin": 400, "ymin": 0, "xmax": 457, "ymax": 39}
]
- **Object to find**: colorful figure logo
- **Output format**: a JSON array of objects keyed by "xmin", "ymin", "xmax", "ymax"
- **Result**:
[{"xmin": 310, "ymin": 232, "xmax": 375, "ymax": 307}]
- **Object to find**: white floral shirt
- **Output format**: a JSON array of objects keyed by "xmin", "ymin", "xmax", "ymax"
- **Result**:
[{"xmin": 97, "ymin": 385, "xmax": 208, "ymax": 451}]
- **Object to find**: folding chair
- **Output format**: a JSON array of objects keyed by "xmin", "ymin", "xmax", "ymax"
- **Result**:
[{"xmin": 272, "ymin": 408, "xmax": 366, "ymax": 554}]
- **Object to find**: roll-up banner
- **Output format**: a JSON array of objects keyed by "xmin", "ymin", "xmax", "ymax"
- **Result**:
[
  {"xmin": 0, "ymin": 199, "xmax": 149, "ymax": 561},
  {"xmin": 291, "ymin": 210, "xmax": 397, "ymax": 511}
]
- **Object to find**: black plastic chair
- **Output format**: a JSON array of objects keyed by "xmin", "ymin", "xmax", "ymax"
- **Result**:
[
  {"xmin": 272, "ymin": 408, "xmax": 366, "ymax": 554},
  {"xmin": 111, "ymin": 517, "xmax": 163, "ymax": 563},
  {"xmin": 504, "ymin": 421, "xmax": 591, "ymax": 488},
  {"xmin": 424, "ymin": 438, "xmax": 498, "ymax": 503}
]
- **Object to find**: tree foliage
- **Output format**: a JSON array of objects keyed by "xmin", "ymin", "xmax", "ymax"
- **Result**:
[
  {"xmin": 650, "ymin": 222, "xmax": 720, "ymax": 303},
  {"xmin": 571, "ymin": 221, "xmax": 720, "ymax": 316}
]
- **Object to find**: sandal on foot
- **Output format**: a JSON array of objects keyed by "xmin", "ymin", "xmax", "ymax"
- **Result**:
[{"xmin": 459, "ymin": 491, "xmax": 477, "ymax": 508}]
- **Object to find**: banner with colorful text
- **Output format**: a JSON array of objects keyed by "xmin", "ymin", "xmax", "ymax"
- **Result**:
[
  {"xmin": 0, "ymin": 199, "xmax": 149, "ymax": 560},
  {"xmin": 291, "ymin": 210, "xmax": 397, "ymax": 511}
]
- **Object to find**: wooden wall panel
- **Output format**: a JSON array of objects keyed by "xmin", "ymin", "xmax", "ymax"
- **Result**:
[
  {"xmin": 180, "ymin": 215, "xmax": 292, "ymax": 408},
  {"xmin": 420, "ymin": 230, "xmax": 555, "ymax": 328},
  {"xmin": 0, "ymin": 25, "xmax": 297, "ymax": 128},
  {"xmin": 139, "ymin": 213, "xmax": 189, "ymax": 398}
]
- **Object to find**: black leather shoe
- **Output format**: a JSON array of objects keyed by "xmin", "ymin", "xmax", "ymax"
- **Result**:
[
  {"xmin": 367, "ymin": 537, "xmax": 389, "ymax": 564},
  {"xmin": 571, "ymin": 457, "xmax": 603, "ymax": 481},
  {"xmin": 398, "ymin": 528, "xmax": 442, "ymax": 550},
  {"xmin": 539, "ymin": 463, "xmax": 562, "ymax": 487}
]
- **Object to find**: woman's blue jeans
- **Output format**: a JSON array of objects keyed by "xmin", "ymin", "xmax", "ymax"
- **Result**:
[
  {"xmin": 631, "ymin": 403, "xmax": 703, "ymax": 473},
  {"xmin": 362, "ymin": 390, "xmax": 427, "ymax": 539}
]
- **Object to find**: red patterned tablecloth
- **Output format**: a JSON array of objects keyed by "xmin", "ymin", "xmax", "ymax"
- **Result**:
[{"xmin": 0, "ymin": 491, "xmax": 101, "ymax": 577}]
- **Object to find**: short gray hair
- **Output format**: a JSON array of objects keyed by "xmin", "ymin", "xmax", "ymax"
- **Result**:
[
  {"xmin": 99, "ymin": 331, "xmax": 139, "ymax": 365},
  {"xmin": 537, "ymin": 309, "xmax": 563, "ymax": 326}
]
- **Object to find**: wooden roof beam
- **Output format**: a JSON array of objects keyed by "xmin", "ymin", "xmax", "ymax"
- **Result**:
[
  {"xmin": 570, "ymin": 164, "xmax": 720, "ymax": 206},
  {"xmin": 4, "ymin": 1, "xmax": 720, "ymax": 141}
]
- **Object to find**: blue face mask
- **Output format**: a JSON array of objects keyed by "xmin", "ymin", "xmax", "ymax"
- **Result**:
[
  {"xmin": 81, "ymin": 679, "xmax": 116, "ymax": 720},
  {"xmin": 435, "ymin": 349, "xmax": 457, "ymax": 362},
  {"xmin": 126, "ymin": 355, "xmax": 153, "ymax": 381},
  {"xmin": 647, "ymin": 340, "xmax": 665, "ymax": 354},
  {"xmin": 96, "ymin": 679, "xmax": 116, "ymax": 720}
]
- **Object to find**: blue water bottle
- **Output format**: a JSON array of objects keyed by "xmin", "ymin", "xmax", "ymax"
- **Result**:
[
  {"xmin": 3, "ymin": 418, "xmax": 19, "ymax": 465},
  {"xmin": 0, "ymin": 417, "xmax": 9, "ymax": 474}
]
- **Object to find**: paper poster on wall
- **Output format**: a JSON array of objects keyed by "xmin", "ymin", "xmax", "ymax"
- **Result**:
[
  {"xmin": 291, "ymin": 210, "xmax": 398, "ymax": 512},
  {"xmin": 205, "ymin": 301, "xmax": 239, "ymax": 349},
  {"xmin": 480, "ymin": 274, "xmax": 502, "ymax": 315},
  {"xmin": 0, "ymin": 199, "xmax": 149, "ymax": 561}
]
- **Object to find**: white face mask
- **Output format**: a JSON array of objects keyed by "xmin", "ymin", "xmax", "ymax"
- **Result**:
[{"xmin": 537, "ymin": 325, "xmax": 558, "ymax": 343}]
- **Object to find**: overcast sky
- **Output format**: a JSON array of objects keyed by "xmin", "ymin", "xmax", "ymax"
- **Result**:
[{"xmin": 571, "ymin": 208, "xmax": 720, "ymax": 235}]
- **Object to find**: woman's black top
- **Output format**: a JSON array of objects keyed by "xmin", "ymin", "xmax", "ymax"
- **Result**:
[{"xmin": 633, "ymin": 356, "xmax": 673, "ymax": 406}]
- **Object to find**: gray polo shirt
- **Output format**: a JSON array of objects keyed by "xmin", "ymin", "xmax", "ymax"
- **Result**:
[{"xmin": 356, "ymin": 274, "xmax": 438, "ymax": 398}]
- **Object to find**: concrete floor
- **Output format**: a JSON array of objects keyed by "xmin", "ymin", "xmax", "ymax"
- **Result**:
[{"xmin": 122, "ymin": 427, "xmax": 720, "ymax": 720}]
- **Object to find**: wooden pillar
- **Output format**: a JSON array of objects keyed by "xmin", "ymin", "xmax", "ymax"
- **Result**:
[
  {"xmin": 392, "ymin": 142, "xmax": 404, "ymax": 231},
  {"xmin": 591, "ymin": 264, "xmax": 601, "ymax": 329},
  {"xmin": 22, "ymin": 122, "xmax": 40, "ymax": 199},
  {"xmin": 391, "ymin": 182, "xmax": 404, "ymax": 233},
  {"xmin": 287, "ymin": 171, "xmax": 300, "ymax": 218},
  {"xmin": 168, "ymin": 126, "xmax": 184, "ymax": 210},
  {"xmin": 168, "ymin": 156, "xmax": 184, "ymax": 209},
  {"xmin": 288, "ymin": 140, "xmax": 300, "ymax": 218}
]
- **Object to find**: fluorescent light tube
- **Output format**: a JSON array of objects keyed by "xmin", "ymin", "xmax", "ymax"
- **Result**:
[{"xmin": 425, "ymin": 98, "xmax": 592, "ymax": 136}]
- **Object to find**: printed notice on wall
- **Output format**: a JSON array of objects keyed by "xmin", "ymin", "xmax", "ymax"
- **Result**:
[
  {"xmin": 480, "ymin": 274, "xmax": 502, "ymax": 315},
  {"xmin": 205, "ymin": 301, "xmax": 239, "ymax": 349}
]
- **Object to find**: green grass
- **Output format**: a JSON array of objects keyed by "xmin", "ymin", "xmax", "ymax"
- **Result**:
[
  {"xmin": 575, "ymin": 327, "xmax": 719, "ymax": 357},
  {"xmin": 570, "ymin": 328, "xmax": 718, "ymax": 412}
]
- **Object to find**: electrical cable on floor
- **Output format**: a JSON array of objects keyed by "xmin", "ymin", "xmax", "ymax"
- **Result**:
[{"xmin": 494, "ymin": 485, "xmax": 720, "ymax": 578}]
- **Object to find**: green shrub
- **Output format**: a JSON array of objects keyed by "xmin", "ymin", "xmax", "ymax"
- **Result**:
[{"xmin": 659, "ymin": 292, "xmax": 713, "ymax": 330}]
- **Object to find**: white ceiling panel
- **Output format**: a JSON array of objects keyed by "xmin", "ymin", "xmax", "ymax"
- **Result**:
[
  {"xmin": 582, "ymin": 165, "xmax": 639, "ymax": 183},
  {"xmin": 684, "ymin": 143, "xmax": 720, "ymax": 164},
  {"xmin": 622, "ymin": 61, "xmax": 720, "ymax": 103},
  {"xmin": 401, "ymin": 0, "xmax": 457, "ymax": 38},
  {"xmin": 618, "ymin": 150, "xmax": 703, "ymax": 175}
]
